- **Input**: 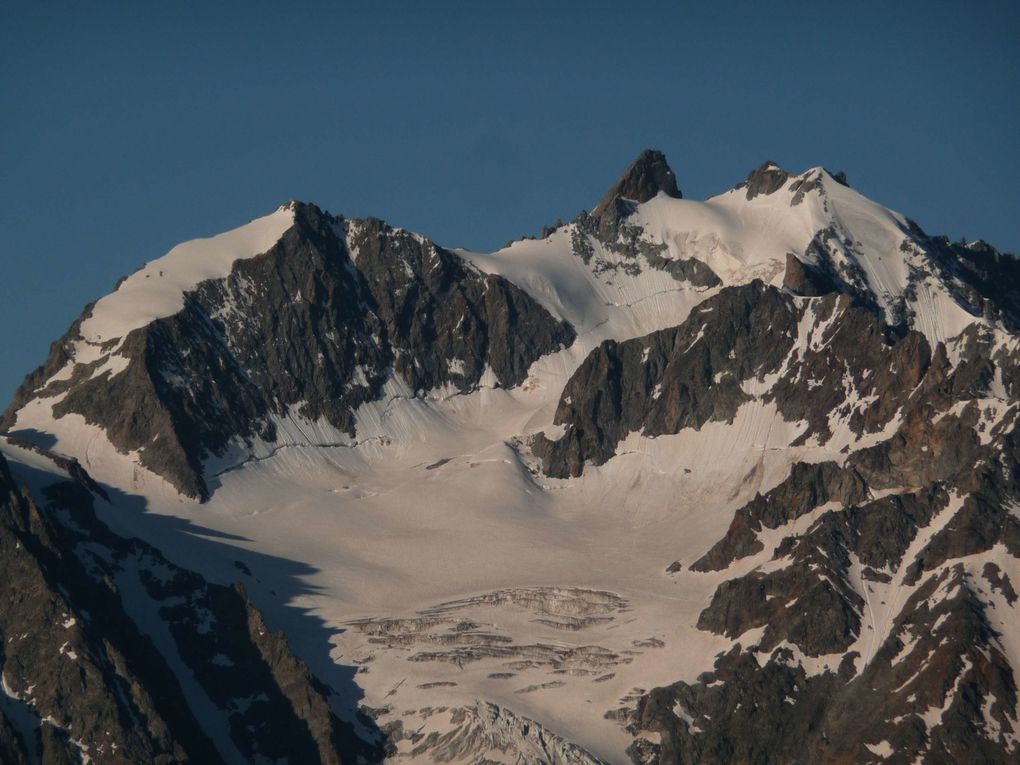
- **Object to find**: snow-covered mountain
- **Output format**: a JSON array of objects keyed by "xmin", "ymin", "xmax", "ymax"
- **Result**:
[{"xmin": 2, "ymin": 150, "xmax": 1018, "ymax": 763}]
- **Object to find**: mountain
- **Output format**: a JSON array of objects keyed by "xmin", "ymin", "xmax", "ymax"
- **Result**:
[
  {"xmin": 2, "ymin": 150, "xmax": 1018, "ymax": 763},
  {"xmin": 0, "ymin": 440, "xmax": 384, "ymax": 763}
]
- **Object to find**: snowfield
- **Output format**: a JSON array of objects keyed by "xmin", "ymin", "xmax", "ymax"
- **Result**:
[{"xmin": 5, "ymin": 163, "xmax": 1015, "ymax": 763}]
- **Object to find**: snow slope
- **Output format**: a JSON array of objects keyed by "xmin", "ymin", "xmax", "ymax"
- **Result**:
[
  {"xmin": 5, "ymin": 164, "xmax": 1011, "ymax": 763},
  {"xmin": 66, "ymin": 204, "xmax": 296, "ymax": 367}
]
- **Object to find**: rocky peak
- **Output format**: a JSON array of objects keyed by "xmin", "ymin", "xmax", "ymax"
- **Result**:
[
  {"xmin": 0, "ymin": 444, "xmax": 383, "ymax": 763},
  {"xmin": 740, "ymin": 160, "xmax": 790, "ymax": 200},
  {"xmin": 2, "ymin": 157, "xmax": 1020, "ymax": 764},
  {"xmin": 592, "ymin": 149, "xmax": 682, "ymax": 224},
  {"xmin": 4, "ymin": 202, "xmax": 575, "ymax": 500}
]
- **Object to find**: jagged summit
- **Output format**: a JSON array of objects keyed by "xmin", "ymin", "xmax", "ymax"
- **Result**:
[
  {"xmin": 7, "ymin": 158, "xmax": 1016, "ymax": 501},
  {"xmin": 739, "ymin": 160, "xmax": 790, "ymax": 199},
  {"xmin": 2, "ymin": 156, "xmax": 1019, "ymax": 764},
  {"xmin": 592, "ymin": 148, "xmax": 681, "ymax": 222},
  {"xmin": 737, "ymin": 162, "xmax": 851, "ymax": 200}
]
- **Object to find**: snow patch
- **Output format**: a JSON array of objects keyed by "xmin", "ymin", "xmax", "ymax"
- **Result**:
[{"xmin": 79, "ymin": 205, "xmax": 295, "ymax": 345}]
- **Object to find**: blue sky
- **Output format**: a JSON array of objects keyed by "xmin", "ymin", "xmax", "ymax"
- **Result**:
[{"xmin": 2, "ymin": 1, "xmax": 1018, "ymax": 404}]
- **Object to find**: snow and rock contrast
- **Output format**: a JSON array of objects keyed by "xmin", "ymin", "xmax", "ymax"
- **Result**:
[{"xmin": 2, "ymin": 151, "xmax": 1018, "ymax": 763}]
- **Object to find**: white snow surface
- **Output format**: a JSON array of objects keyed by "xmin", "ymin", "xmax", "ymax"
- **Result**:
[
  {"xmin": 460, "ymin": 167, "xmax": 983, "ymax": 351},
  {"xmin": 5, "ymin": 168, "xmax": 1012, "ymax": 762},
  {"xmin": 78, "ymin": 204, "xmax": 295, "ymax": 350}
]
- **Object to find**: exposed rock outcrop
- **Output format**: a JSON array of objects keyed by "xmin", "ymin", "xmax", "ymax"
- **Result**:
[
  {"xmin": 737, "ymin": 161, "xmax": 789, "ymax": 200},
  {"xmin": 592, "ymin": 149, "xmax": 682, "ymax": 226},
  {"xmin": 537, "ymin": 285, "xmax": 931, "ymax": 478},
  {"xmin": 536, "ymin": 282, "xmax": 796, "ymax": 477},
  {"xmin": 4, "ymin": 204, "xmax": 575, "ymax": 500},
  {"xmin": 629, "ymin": 563, "xmax": 1018, "ymax": 765},
  {"xmin": 4, "ymin": 153, "xmax": 1020, "ymax": 764},
  {"xmin": 0, "ymin": 446, "xmax": 383, "ymax": 763},
  {"xmin": 782, "ymin": 252, "xmax": 839, "ymax": 296}
]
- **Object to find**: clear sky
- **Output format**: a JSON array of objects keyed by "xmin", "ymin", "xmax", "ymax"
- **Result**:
[{"xmin": 2, "ymin": 1, "xmax": 1018, "ymax": 405}]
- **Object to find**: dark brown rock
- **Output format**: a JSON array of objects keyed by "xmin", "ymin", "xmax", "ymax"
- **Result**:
[
  {"xmin": 0, "ymin": 448, "xmax": 384, "ymax": 763},
  {"xmin": 6, "ymin": 203, "xmax": 574, "ymax": 500},
  {"xmin": 738, "ymin": 161, "xmax": 790, "ymax": 200},
  {"xmin": 592, "ymin": 149, "xmax": 682, "ymax": 227},
  {"xmin": 631, "ymin": 565, "xmax": 1018, "ymax": 765},
  {"xmin": 538, "ymin": 282, "xmax": 797, "ymax": 478},
  {"xmin": 782, "ymin": 252, "xmax": 839, "ymax": 296}
]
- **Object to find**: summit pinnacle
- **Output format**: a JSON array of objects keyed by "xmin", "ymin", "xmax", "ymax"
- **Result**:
[{"xmin": 592, "ymin": 149, "xmax": 682, "ymax": 222}]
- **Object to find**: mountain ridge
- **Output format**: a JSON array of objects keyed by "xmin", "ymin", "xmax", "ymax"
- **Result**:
[{"xmin": 2, "ymin": 150, "xmax": 1018, "ymax": 763}]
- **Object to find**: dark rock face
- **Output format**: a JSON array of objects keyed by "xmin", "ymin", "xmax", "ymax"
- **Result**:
[
  {"xmin": 697, "ymin": 551, "xmax": 865, "ymax": 657},
  {"xmin": 535, "ymin": 282, "xmax": 795, "ymax": 478},
  {"xmin": 694, "ymin": 483, "xmax": 952, "ymax": 659},
  {"xmin": 618, "ymin": 288, "xmax": 1020, "ymax": 763},
  {"xmin": 349, "ymin": 217, "xmax": 575, "ymax": 393},
  {"xmin": 782, "ymin": 252, "xmax": 839, "ymax": 296},
  {"xmin": 691, "ymin": 460, "xmax": 869, "ymax": 572},
  {"xmin": 921, "ymin": 236, "xmax": 1020, "ymax": 331},
  {"xmin": 789, "ymin": 172, "xmax": 826, "ymax": 206},
  {"xmin": 983, "ymin": 562, "xmax": 1018, "ymax": 605},
  {"xmin": 689, "ymin": 321, "xmax": 1019, "ymax": 580},
  {"xmin": 5, "ymin": 203, "xmax": 574, "ymax": 500},
  {"xmin": 0, "ymin": 447, "xmax": 383, "ymax": 763},
  {"xmin": 801, "ymin": 226, "xmax": 883, "ymax": 313},
  {"xmin": 4, "ymin": 160, "xmax": 1020, "ymax": 764},
  {"xmin": 528, "ymin": 226, "xmax": 1020, "ymax": 762},
  {"xmin": 0, "ymin": 457, "xmax": 209, "ymax": 764},
  {"xmin": 566, "ymin": 150, "xmax": 719, "ymax": 289},
  {"xmin": 592, "ymin": 149, "xmax": 682, "ymax": 224},
  {"xmin": 767, "ymin": 296, "xmax": 932, "ymax": 443},
  {"xmin": 738, "ymin": 161, "xmax": 789, "ymax": 200},
  {"xmin": 629, "ymin": 562, "xmax": 1018, "ymax": 765},
  {"xmin": 571, "ymin": 209, "xmax": 721, "ymax": 288},
  {"xmin": 537, "ymin": 286, "xmax": 929, "ymax": 479},
  {"xmin": 735, "ymin": 162, "xmax": 843, "ymax": 205}
]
